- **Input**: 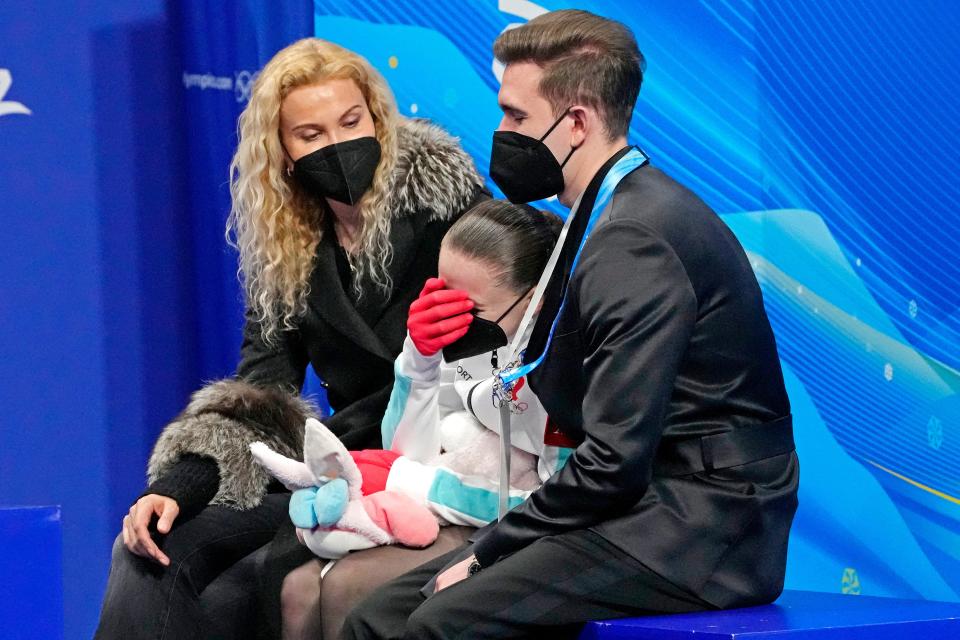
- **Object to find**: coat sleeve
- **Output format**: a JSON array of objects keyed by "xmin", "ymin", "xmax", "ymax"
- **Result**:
[
  {"xmin": 381, "ymin": 335, "xmax": 446, "ymax": 461},
  {"xmin": 236, "ymin": 308, "xmax": 310, "ymax": 392},
  {"xmin": 146, "ymin": 380, "xmax": 317, "ymax": 510},
  {"xmin": 141, "ymin": 453, "xmax": 221, "ymax": 518},
  {"xmin": 385, "ymin": 455, "xmax": 536, "ymax": 528},
  {"xmin": 472, "ymin": 220, "xmax": 698, "ymax": 566}
]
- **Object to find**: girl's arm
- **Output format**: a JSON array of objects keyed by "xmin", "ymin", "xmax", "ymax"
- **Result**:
[
  {"xmin": 386, "ymin": 455, "xmax": 536, "ymax": 528},
  {"xmin": 381, "ymin": 335, "xmax": 454, "ymax": 461}
]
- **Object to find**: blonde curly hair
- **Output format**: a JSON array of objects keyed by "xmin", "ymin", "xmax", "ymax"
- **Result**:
[{"xmin": 227, "ymin": 38, "xmax": 400, "ymax": 345}]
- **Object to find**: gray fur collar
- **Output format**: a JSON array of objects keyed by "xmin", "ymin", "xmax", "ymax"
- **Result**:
[
  {"xmin": 148, "ymin": 379, "xmax": 319, "ymax": 509},
  {"xmin": 387, "ymin": 118, "xmax": 484, "ymax": 220},
  {"xmin": 183, "ymin": 380, "xmax": 314, "ymax": 449}
]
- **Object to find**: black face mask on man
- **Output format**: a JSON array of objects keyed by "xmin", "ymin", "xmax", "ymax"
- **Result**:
[
  {"xmin": 489, "ymin": 108, "xmax": 578, "ymax": 204},
  {"xmin": 292, "ymin": 136, "xmax": 381, "ymax": 205},
  {"xmin": 442, "ymin": 289, "xmax": 530, "ymax": 364}
]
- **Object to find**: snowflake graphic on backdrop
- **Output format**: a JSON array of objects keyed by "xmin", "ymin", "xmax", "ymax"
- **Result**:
[
  {"xmin": 841, "ymin": 567, "xmax": 862, "ymax": 595},
  {"xmin": 0, "ymin": 69, "xmax": 31, "ymax": 117}
]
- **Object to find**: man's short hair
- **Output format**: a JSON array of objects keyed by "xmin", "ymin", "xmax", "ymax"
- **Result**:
[{"xmin": 494, "ymin": 9, "xmax": 645, "ymax": 140}]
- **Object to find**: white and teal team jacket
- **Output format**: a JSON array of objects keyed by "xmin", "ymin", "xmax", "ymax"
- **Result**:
[{"xmin": 380, "ymin": 324, "xmax": 573, "ymax": 528}]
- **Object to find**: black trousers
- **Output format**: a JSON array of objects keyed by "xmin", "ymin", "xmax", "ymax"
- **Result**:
[
  {"xmin": 94, "ymin": 493, "xmax": 289, "ymax": 640},
  {"xmin": 341, "ymin": 529, "xmax": 716, "ymax": 640}
]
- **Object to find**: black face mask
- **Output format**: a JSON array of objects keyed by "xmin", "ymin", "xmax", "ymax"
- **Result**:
[
  {"xmin": 489, "ymin": 109, "xmax": 578, "ymax": 204},
  {"xmin": 442, "ymin": 289, "xmax": 529, "ymax": 364},
  {"xmin": 292, "ymin": 136, "xmax": 381, "ymax": 205}
]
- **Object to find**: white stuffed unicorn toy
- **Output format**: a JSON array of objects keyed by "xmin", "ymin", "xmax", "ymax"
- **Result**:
[{"xmin": 250, "ymin": 418, "xmax": 439, "ymax": 559}]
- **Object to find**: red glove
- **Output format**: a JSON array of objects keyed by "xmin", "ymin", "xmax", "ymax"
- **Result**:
[{"xmin": 407, "ymin": 278, "xmax": 474, "ymax": 356}]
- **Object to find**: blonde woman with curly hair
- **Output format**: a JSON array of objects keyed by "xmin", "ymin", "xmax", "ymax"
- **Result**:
[{"xmin": 95, "ymin": 38, "xmax": 486, "ymax": 640}]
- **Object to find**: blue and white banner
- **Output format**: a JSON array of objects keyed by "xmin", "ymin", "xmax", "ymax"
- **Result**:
[{"xmin": 176, "ymin": 1, "xmax": 313, "ymax": 380}]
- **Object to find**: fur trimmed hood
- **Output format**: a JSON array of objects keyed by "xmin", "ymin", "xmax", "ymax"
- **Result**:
[
  {"xmin": 147, "ymin": 379, "xmax": 320, "ymax": 509},
  {"xmin": 387, "ymin": 118, "xmax": 484, "ymax": 221}
]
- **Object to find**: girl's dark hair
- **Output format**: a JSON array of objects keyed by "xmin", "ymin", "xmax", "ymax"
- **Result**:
[{"xmin": 443, "ymin": 199, "xmax": 563, "ymax": 293}]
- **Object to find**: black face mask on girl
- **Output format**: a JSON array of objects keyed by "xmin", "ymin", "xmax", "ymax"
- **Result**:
[
  {"xmin": 292, "ymin": 136, "xmax": 381, "ymax": 205},
  {"xmin": 442, "ymin": 289, "xmax": 530, "ymax": 364},
  {"xmin": 488, "ymin": 108, "xmax": 578, "ymax": 204}
]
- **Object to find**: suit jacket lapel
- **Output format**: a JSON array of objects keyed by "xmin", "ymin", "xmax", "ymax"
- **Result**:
[
  {"xmin": 309, "ymin": 235, "xmax": 393, "ymax": 361},
  {"xmin": 527, "ymin": 147, "xmax": 632, "ymax": 361}
]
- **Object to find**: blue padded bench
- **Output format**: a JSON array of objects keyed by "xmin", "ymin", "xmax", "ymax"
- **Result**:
[
  {"xmin": 578, "ymin": 589, "xmax": 960, "ymax": 639},
  {"xmin": 0, "ymin": 506, "xmax": 63, "ymax": 640}
]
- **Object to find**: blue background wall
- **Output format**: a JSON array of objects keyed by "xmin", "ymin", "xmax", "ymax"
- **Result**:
[
  {"xmin": 0, "ymin": 2, "xmax": 312, "ymax": 637},
  {"xmin": 1, "ymin": 1, "xmax": 957, "ymax": 638},
  {"xmin": 1, "ymin": 2, "xmax": 194, "ymax": 637}
]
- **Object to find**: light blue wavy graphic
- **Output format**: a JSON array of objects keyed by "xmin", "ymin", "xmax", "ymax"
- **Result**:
[
  {"xmin": 779, "ymin": 359, "xmax": 955, "ymax": 600},
  {"xmin": 726, "ymin": 209, "xmax": 960, "ymax": 598},
  {"xmin": 752, "ymin": 2, "xmax": 960, "ymax": 372},
  {"xmin": 313, "ymin": 0, "xmax": 960, "ymax": 600}
]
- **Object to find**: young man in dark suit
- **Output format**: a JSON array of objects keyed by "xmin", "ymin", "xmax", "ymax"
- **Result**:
[{"xmin": 342, "ymin": 9, "xmax": 798, "ymax": 639}]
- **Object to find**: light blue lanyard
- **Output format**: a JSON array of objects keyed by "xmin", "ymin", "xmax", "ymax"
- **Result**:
[{"xmin": 498, "ymin": 147, "xmax": 649, "ymax": 388}]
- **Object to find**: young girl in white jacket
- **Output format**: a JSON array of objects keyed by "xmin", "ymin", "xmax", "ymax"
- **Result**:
[
  {"xmin": 253, "ymin": 200, "xmax": 571, "ymax": 556},
  {"xmin": 378, "ymin": 199, "xmax": 572, "ymax": 527}
]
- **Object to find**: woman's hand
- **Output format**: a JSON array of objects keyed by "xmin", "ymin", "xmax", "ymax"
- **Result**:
[
  {"xmin": 122, "ymin": 494, "xmax": 179, "ymax": 566},
  {"xmin": 407, "ymin": 278, "xmax": 474, "ymax": 356}
]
